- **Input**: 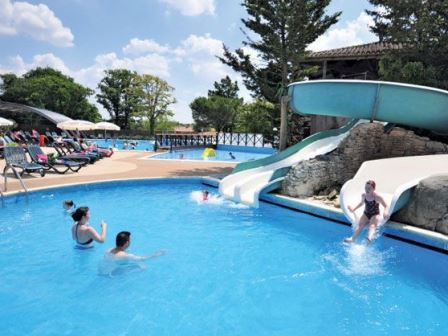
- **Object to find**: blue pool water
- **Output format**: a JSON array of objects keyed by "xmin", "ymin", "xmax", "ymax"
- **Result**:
[
  {"xmin": 0, "ymin": 179, "xmax": 447, "ymax": 335},
  {"xmin": 150, "ymin": 148, "xmax": 271, "ymax": 162},
  {"xmin": 94, "ymin": 139, "xmax": 154, "ymax": 151}
]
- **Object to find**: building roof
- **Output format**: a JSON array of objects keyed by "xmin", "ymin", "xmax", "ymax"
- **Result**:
[
  {"xmin": 306, "ymin": 41, "xmax": 403, "ymax": 62},
  {"xmin": 0, "ymin": 100, "xmax": 72, "ymax": 124}
]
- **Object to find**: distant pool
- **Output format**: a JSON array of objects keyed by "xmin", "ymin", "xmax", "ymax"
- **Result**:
[
  {"xmin": 150, "ymin": 148, "xmax": 273, "ymax": 162},
  {"xmin": 94, "ymin": 139, "xmax": 154, "ymax": 151}
]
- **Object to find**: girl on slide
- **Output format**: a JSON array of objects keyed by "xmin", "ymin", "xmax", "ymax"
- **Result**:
[{"xmin": 344, "ymin": 180, "xmax": 389, "ymax": 244}]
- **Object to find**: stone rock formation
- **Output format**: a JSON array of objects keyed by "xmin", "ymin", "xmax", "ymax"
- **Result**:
[
  {"xmin": 392, "ymin": 176, "xmax": 448, "ymax": 235},
  {"xmin": 282, "ymin": 123, "xmax": 448, "ymax": 198}
]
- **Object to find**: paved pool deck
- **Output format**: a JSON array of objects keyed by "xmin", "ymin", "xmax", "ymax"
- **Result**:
[{"xmin": 0, "ymin": 148, "xmax": 235, "ymax": 194}]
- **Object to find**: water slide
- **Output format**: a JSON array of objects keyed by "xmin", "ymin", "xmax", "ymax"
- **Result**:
[
  {"xmin": 288, "ymin": 80, "xmax": 448, "ymax": 224},
  {"xmin": 340, "ymin": 155, "xmax": 448, "ymax": 228},
  {"xmin": 219, "ymin": 118, "xmax": 366, "ymax": 207}
]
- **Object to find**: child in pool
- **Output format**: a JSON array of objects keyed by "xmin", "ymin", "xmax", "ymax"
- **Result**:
[
  {"xmin": 63, "ymin": 199, "xmax": 76, "ymax": 213},
  {"xmin": 229, "ymin": 152, "xmax": 236, "ymax": 160},
  {"xmin": 202, "ymin": 190, "xmax": 209, "ymax": 201},
  {"xmin": 344, "ymin": 180, "xmax": 389, "ymax": 244}
]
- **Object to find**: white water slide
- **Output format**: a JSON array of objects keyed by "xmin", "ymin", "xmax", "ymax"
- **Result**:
[
  {"xmin": 340, "ymin": 155, "xmax": 448, "ymax": 227},
  {"xmin": 219, "ymin": 120, "xmax": 366, "ymax": 207}
]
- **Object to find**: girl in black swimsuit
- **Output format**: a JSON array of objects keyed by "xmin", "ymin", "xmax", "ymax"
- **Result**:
[
  {"xmin": 71, "ymin": 207, "xmax": 107, "ymax": 248},
  {"xmin": 344, "ymin": 180, "xmax": 389, "ymax": 244}
]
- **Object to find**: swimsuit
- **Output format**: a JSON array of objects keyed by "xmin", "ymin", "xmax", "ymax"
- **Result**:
[
  {"xmin": 364, "ymin": 198, "xmax": 380, "ymax": 219},
  {"xmin": 75, "ymin": 223, "xmax": 93, "ymax": 247}
]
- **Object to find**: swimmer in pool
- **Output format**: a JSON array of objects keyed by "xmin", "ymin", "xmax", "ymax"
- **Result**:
[
  {"xmin": 202, "ymin": 190, "xmax": 209, "ymax": 201},
  {"xmin": 229, "ymin": 152, "xmax": 236, "ymax": 160},
  {"xmin": 71, "ymin": 207, "xmax": 107, "ymax": 248},
  {"xmin": 63, "ymin": 199, "xmax": 76, "ymax": 213},
  {"xmin": 106, "ymin": 231, "xmax": 165, "ymax": 261}
]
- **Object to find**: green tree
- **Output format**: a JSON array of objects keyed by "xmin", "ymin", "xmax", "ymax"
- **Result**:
[
  {"xmin": 190, "ymin": 96, "xmax": 240, "ymax": 133},
  {"xmin": 234, "ymin": 100, "xmax": 274, "ymax": 135},
  {"xmin": 368, "ymin": 0, "xmax": 448, "ymax": 89},
  {"xmin": 208, "ymin": 76, "xmax": 239, "ymax": 98},
  {"xmin": 96, "ymin": 69, "xmax": 140, "ymax": 129},
  {"xmin": 220, "ymin": 0, "xmax": 340, "ymax": 146},
  {"xmin": 133, "ymin": 74, "xmax": 176, "ymax": 136},
  {"xmin": 0, "ymin": 67, "xmax": 100, "ymax": 121}
]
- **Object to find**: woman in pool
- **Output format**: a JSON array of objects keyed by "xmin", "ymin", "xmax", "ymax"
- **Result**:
[
  {"xmin": 71, "ymin": 207, "xmax": 107, "ymax": 248},
  {"xmin": 344, "ymin": 180, "xmax": 389, "ymax": 244}
]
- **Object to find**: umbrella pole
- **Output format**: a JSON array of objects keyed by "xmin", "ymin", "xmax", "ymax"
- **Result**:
[{"xmin": 104, "ymin": 129, "xmax": 106, "ymax": 140}]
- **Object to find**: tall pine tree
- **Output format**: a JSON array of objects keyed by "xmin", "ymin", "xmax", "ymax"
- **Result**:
[
  {"xmin": 368, "ymin": 0, "xmax": 448, "ymax": 89},
  {"xmin": 220, "ymin": 0, "xmax": 340, "ymax": 147}
]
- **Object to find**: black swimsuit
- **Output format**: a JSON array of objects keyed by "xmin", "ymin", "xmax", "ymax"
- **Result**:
[
  {"xmin": 364, "ymin": 198, "xmax": 380, "ymax": 219},
  {"xmin": 75, "ymin": 223, "xmax": 93, "ymax": 245}
]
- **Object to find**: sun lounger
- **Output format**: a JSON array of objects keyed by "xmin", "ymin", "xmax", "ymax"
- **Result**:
[
  {"xmin": 27, "ymin": 145, "xmax": 83, "ymax": 174},
  {"xmin": 3, "ymin": 147, "xmax": 46, "ymax": 178},
  {"xmin": 52, "ymin": 143, "xmax": 95, "ymax": 164}
]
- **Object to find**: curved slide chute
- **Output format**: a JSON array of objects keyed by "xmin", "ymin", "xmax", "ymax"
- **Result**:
[
  {"xmin": 288, "ymin": 79, "xmax": 448, "ymax": 133},
  {"xmin": 288, "ymin": 80, "xmax": 448, "ymax": 226},
  {"xmin": 219, "ymin": 119, "xmax": 365, "ymax": 207},
  {"xmin": 340, "ymin": 155, "xmax": 448, "ymax": 228}
]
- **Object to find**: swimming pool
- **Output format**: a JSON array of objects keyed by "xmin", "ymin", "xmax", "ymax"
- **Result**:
[
  {"xmin": 94, "ymin": 139, "xmax": 154, "ymax": 151},
  {"xmin": 150, "ymin": 148, "xmax": 272, "ymax": 162},
  {"xmin": 1, "ymin": 179, "xmax": 447, "ymax": 335}
]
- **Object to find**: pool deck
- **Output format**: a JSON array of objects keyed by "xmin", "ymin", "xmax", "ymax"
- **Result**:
[{"xmin": 0, "ymin": 149, "xmax": 235, "ymax": 194}]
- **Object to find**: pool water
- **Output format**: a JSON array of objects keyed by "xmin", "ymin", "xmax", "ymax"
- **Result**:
[
  {"xmin": 94, "ymin": 139, "xmax": 154, "ymax": 151},
  {"xmin": 0, "ymin": 179, "xmax": 447, "ymax": 335},
  {"xmin": 150, "ymin": 148, "xmax": 271, "ymax": 162}
]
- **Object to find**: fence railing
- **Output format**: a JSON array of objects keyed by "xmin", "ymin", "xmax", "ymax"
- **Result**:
[{"xmin": 154, "ymin": 132, "xmax": 273, "ymax": 151}]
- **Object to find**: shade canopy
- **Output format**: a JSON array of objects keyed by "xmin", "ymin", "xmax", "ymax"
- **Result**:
[
  {"xmin": 0, "ymin": 117, "xmax": 14, "ymax": 127},
  {"xmin": 95, "ymin": 121, "xmax": 120, "ymax": 131},
  {"xmin": 57, "ymin": 120, "xmax": 96, "ymax": 131}
]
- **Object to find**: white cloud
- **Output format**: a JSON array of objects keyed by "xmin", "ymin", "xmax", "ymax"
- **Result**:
[
  {"xmin": 0, "ymin": 53, "xmax": 70, "ymax": 75},
  {"xmin": 0, "ymin": 0, "xmax": 74, "ymax": 47},
  {"xmin": 122, "ymin": 38, "xmax": 170, "ymax": 56},
  {"xmin": 308, "ymin": 12, "xmax": 376, "ymax": 52},
  {"xmin": 181, "ymin": 33, "xmax": 223, "ymax": 56},
  {"xmin": 160, "ymin": 0, "xmax": 215, "ymax": 16}
]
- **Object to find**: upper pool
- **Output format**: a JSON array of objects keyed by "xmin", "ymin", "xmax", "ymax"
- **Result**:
[
  {"xmin": 150, "ymin": 145, "xmax": 275, "ymax": 163},
  {"xmin": 94, "ymin": 139, "xmax": 154, "ymax": 151},
  {"xmin": 0, "ymin": 179, "xmax": 447, "ymax": 335}
]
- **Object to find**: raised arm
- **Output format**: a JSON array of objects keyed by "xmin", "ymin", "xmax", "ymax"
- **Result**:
[{"xmin": 87, "ymin": 222, "xmax": 107, "ymax": 243}]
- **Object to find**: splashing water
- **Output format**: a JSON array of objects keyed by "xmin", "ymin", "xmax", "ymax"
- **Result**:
[{"xmin": 189, "ymin": 190, "xmax": 250, "ymax": 208}]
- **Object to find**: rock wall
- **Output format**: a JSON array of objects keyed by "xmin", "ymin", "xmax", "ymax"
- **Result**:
[
  {"xmin": 282, "ymin": 123, "xmax": 448, "ymax": 197},
  {"xmin": 392, "ymin": 176, "xmax": 448, "ymax": 235}
]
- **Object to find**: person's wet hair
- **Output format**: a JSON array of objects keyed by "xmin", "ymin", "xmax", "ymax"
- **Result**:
[
  {"xmin": 64, "ymin": 200, "xmax": 74, "ymax": 207},
  {"xmin": 366, "ymin": 180, "xmax": 376, "ymax": 189},
  {"xmin": 72, "ymin": 207, "xmax": 89, "ymax": 222},
  {"xmin": 116, "ymin": 231, "xmax": 131, "ymax": 248}
]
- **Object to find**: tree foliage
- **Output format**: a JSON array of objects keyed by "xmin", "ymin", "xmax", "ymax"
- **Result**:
[
  {"xmin": 368, "ymin": 0, "xmax": 448, "ymax": 89},
  {"xmin": 96, "ymin": 69, "xmax": 140, "ymax": 130},
  {"xmin": 0, "ymin": 67, "xmax": 100, "ymax": 121},
  {"xmin": 190, "ymin": 96, "xmax": 241, "ymax": 133},
  {"xmin": 220, "ymin": 0, "xmax": 340, "ymax": 104},
  {"xmin": 234, "ymin": 100, "xmax": 274, "ymax": 135},
  {"xmin": 133, "ymin": 74, "xmax": 176, "ymax": 136},
  {"xmin": 208, "ymin": 76, "xmax": 239, "ymax": 98}
]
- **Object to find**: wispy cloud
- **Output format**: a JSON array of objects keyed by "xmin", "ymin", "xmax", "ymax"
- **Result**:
[{"xmin": 159, "ymin": 0, "xmax": 215, "ymax": 16}]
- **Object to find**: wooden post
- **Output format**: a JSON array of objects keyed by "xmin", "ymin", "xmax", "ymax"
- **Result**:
[
  {"xmin": 322, "ymin": 60, "xmax": 327, "ymax": 79},
  {"xmin": 279, "ymin": 95, "xmax": 290, "ymax": 151}
]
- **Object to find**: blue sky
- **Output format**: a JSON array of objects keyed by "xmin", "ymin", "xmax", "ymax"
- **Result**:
[{"xmin": 0, "ymin": 0, "xmax": 377, "ymax": 122}]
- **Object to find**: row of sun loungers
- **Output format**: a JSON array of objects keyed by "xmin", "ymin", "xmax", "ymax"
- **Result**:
[{"xmin": 1, "ymin": 132, "xmax": 114, "ymax": 189}]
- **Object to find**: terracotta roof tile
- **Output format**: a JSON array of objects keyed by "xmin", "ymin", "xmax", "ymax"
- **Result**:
[{"xmin": 307, "ymin": 41, "xmax": 403, "ymax": 61}]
